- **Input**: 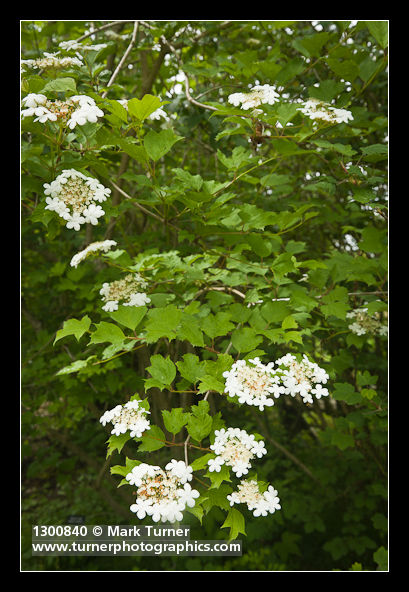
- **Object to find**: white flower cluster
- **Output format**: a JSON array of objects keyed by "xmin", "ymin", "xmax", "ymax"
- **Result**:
[
  {"xmin": 21, "ymin": 51, "xmax": 83, "ymax": 71},
  {"xmin": 297, "ymin": 98, "xmax": 353, "ymax": 124},
  {"xmin": 100, "ymin": 399, "xmax": 150, "ymax": 438},
  {"xmin": 59, "ymin": 40, "xmax": 108, "ymax": 52},
  {"xmin": 116, "ymin": 99, "xmax": 169, "ymax": 122},
  {"xmin": 275, "ymin": 353, "xmax": 329, "ymax": 404},
  {"xmin": 228, "ymin": 84, "xmax": 279, "ymax": 110},
  {"xmin": 223, "ymin": 355, "xmax": 329, "ymax": 408},
  {"xmin": 223, "ymin": 358, "xmax": 282, "ymax": 411},
  {"xmin": 100, "ymin": 273, "xmax": 151, "ymax": 312},
  {"xmin": 44, "ymin": 169, "xmax": 111, "ymax": 231},
  {"xmin": 208, "ymin": 427, "xmax": 267, "ymax": 478},
  {"xmin": 126, "ymin": 460, "xmax": 200, "ymax": 522},
  {"xmin": 227, "ymin": 479, "xmax": 281, "ymax": 517},
  {"xmin": 346, "ymin": 308, "xmax": 388, "ymax": 337},
  {"xmin": 70, "ymin": 240, "xmax": 117, "ymax": 268},
  {"xmin": 21, "ymin": 94, "xmax": 104, "ymax": 128}
]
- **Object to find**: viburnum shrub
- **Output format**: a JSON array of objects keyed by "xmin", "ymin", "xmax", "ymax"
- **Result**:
[{"xmin": 21, "ymin": 20, "xmax": 388, "ymax": 570}]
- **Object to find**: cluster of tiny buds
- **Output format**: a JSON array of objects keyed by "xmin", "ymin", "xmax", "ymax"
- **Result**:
[
  {"xmin": 208, "ymin": 427, "xmax": 267, "ymax": 478},
  {"xmin": 99, "ymin": 399, "xmax": 151, "ymax": 438},
  {"xmin": 346, "ymin": 308, "xmax": 388, "ymax": 337},
  {"xmin": 100, "ymin": 273, "xmax": 151, "ymax": 312},
  {"xmin": 21, "ymin": 94, "xmax": 104, "ymax": 129},
  {"xmin": 44, "ymin": 169, "xmax": 111, "ymax": 231},
  {"xmin": 125, "ymin": 461, "xmax": 199, "ymax": 523}
]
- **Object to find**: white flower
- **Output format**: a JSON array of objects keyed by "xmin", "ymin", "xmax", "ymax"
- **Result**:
[
  {"xmin": 223, "ymin": 358, "xmax": 278, "ymax": 410},
  {"xmin": 209, "ymin": 427, "xmax": 267, "ymax": 477},
  {"xmin": 298, "ymin": 97, "xmax": 353, "ymax": 125},
  {"xmin": 165, "ymin": 460, "xmax": 193, "ymax": 484},
  {"xmin": 65, "ymin": 212, "xmax": 85, "ymax": 231},
  {"xmin": 43, "ymin": 169, "xmax": 110, "ymax": 230},
  {"xmin": 177, "ymin": 483, "xmax": 200, "ymax": 508},
  {"xmin": 311, "ymin": 384, "xmax": 329, "ymax": 399},
  {"xmin": 207, "ymin": 457, "xmax": 224, "ymax": 472},
  {"xmin": 70, "ymin": 240, "xmax": 117, "ymax": 267},
  {"xmin": 21, "ymin": 51, "xmax": 83, "ymax": 70},
  {"xmin": 21, "ymin": 93, "xmax": 47, "ymax": 108},
  {"xmin": 347, "ymin": 307, "xmax": 387, "ymax": 337},
  {"xmin": 99, "ymin": 399, "xmax": 150, "ymax": 438},
  {"xmin": 59, "ymin": 40, "xmax": 108, "ymax": 52},
  {"xmin": 22, "ymin": 94, "xmax": 104, "ymax": 128},
  {"xmin": 126, "ymin": 461, "xmax": 199, "ymax": 523},
  {"xmin": 275, "ymin": 353, "xmax": 329, "ymax": 404},
  {"xmin": 227, "ymin": 480, "xmax": 281, "ymax": 517},
  {"xmin": 149, "ymin": 107, "xmax": 169, "ymax": 121},
  {"xmin": 102, "ymin": 300, "xmax": 119, "ymax": 312},
  {"xmin": 228, "ymin": 84, "xmax": 279, "ymax": 110},
  {"xmin": 99, "ymin": 274, "xmax": 150, "ymax": 312},
  {"xmin": 82, "ymin": 203, "xmax": 105, "ymax": 225},
  {"xmin": 123, "ymin": 292, "xmax": 151, "ymax": 307}
]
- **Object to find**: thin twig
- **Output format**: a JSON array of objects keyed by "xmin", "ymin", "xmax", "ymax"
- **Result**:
[
  {"xmin": 109, "ymin": 180, "xmax": 179, "ymax": 231},
  {"xmin": 102, "ymin": 21, "xmax": 139, "ymax": 98},
  {"xmin": 76, "ymin": 21, "xmax": 136, "ymax": 43}
]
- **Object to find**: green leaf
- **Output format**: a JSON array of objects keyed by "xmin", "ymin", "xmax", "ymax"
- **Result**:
[
  {"xmin": 42, "ymin": 77, "xmax": 77, "ymax": 93},
  {"xmin": 333, "ymin": 382, "xmax": 362, "ymax": 405},
  {"xmin": 187, "ymin": 401, "xmax": 213, "ymax": 442},
  {"xmin": 145, "ymin": 355, "xmax": 176, "ymax": 391},
  {"xmin": 331, "ymin": 431, "xmax": 355, "ymax": 450},
  {"xmin": 127, "ymin": 95, "xmax": 163, "ymax": 121},
  {"xmin": 261, "ymin": 301, "xmax": 291, "ymax": 324},
  {"xmin": 106, "ymin": 432, "xmax": 131, "ymax": 457},
  {"xmin": 326, "ymin": 58, "xmax": 359, "ymax": 81},
  {"xmin": 365, "ymin": 21, "xmax": 388, "ymax": 49},
  {"xmin": 56, "ymin": 358, "xmax": 90, "ymax": 375},
  {"xmin": 144, "ymin": 129, "xmax": 183, "ymax": 161},
  {"xmin": 275, "ymin": 103, "xmax": 299, "ymax": 127},
  {"xmin": 110, "ymin": 457, "xmax": 141, "ymax": 477},
  {"xmin": 144, "ymin": 305, "xmax": 183, "ymax": 343},
  {"xmin": 309, "ymin": 80, "xmax": 345, "ymax": 102},
  {"xmin": 162, "ymin": 408, "xmax": 189, "ymax": 435},
  {"xmin": 358, "ymin": 225, "xmax": 386, "ymax": 253},
  {"xmin": 176, "ymin": 315, "xmax": 205, "ymax": 347},
  {"xmin": 201, "ymin": 484, "xmax": 233, "ymax": 513},
  {"xmin": 89, "ymin": 322, "xmax": 126, "ymax": 345},
  {"xmin": 221, "ymin": 508, "xmax": 246, "ymax": 541},
  {"xmin": 108, "ymin": 306, "xmax": 147, "ymax": 331},
  {"xmin": 105, "ymin": 100, "xmax": 129, "ymax": 123},
  {"xmin": 190, "ymin": 453, "xmax": 215, "ymax": 472},
  {"xmin": 281, "ymin": 315, "xmax": 298, "ymax": 330},
  {"xmin": 321, "ymin": 286, "xmax": 350, "ymax": 320},
  {"xmin": 202, "ymin": 312, "xmax": 234, "ymax": 339},
  {"xmin": 54, "ymin": 315, "xmax": 91, "ymax": 344},
  {"xmin": 136, "ymin": 425, "xmax": 166, "ymax": 452},
  {"xmin": 373, "ymin": 546, "xmax": 388, "ymax": 571},
  {"xmin": 231, "ymin": 327, "xmax": 263, "ymax": 353},
  {"xmin": 197, "ymin": 375, "xmax": 226, "ymax": 394},
  {"xmin": 176, "ymin": 354, "xmax": 206, "ymax": 385},
  {"xmin": 205, "ymin": 464, "xmax": 232, "ymax": 489}
]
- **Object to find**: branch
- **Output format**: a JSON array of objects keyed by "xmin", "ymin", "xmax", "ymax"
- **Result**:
[
  {"xmin": 75, "ymin": 21, "xmax": 136, "ymax": 43},
  {"xmin": 108, "ymin": 180, "xmax": 179, "ymax": 231},
  {"xmin": 102, "ymin": 20, "xmax": 139, "ymax": 98}
]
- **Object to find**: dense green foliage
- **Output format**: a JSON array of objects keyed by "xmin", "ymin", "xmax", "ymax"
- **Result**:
[{"xmin": 21, "ymin": 20, "xmax": 388, "ymax": 572}]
